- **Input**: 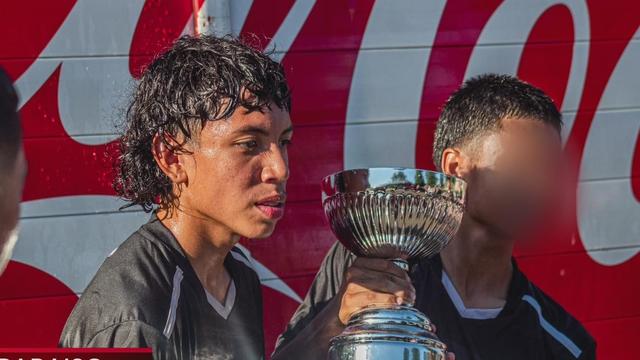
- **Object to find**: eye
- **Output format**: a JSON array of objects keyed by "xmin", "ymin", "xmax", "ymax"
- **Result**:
[
  {"xmin": 280, "ymin": 138, "xmax": 292, "ymax": 147},
  {"xmin": 237, "ymin": 140, "xmax": 259, "ymax": 150}
]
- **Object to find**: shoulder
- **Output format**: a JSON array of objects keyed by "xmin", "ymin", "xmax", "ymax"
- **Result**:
[
  {"xmin": 320, "ymin": 241, "xmax": 357, "ymax": 276},
  {"xmin": 310, "ymin": 241, "xmax": 357, "ymax": 292},
  {"xmin": 326, "ymin": 241, "xmax": 357, "ymax": 267},
  {"xmin": 93, "ymin": 223, "xmax": 183, "ymax": 301},
  {"xmin": 272, "ymin": 241, "xmax": 354, "ymax": 355},
  {"xmin": 61, "ymin": 223, "xmax": 186, "ymax": 344},
  {"xmin": 522, "ymin": 281, "xmax": 596, "ymax": 359}
]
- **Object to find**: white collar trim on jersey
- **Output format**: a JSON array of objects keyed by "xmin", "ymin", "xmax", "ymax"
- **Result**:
[
  {"xmin": 205, "ymin": 280, "xmax": 236, "ymax": 320},
  {"xmin": 441, "ymin": 270, "xmax": 503, "ymax": 320}
]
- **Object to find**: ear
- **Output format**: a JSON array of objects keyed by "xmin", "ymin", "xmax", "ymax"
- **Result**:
[
  {"xmin": 441, "ymin": 148, "xmax": 469, "ymax": 178},
  {"xmin": 151, "ymin": 133, "xmax": 188, "ymax": 185}
]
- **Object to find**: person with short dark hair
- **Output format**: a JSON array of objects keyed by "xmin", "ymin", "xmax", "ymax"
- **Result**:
[
  {"xmin": 59, "ymin": 35, "xmax": 292, "ymax": 360},
  {"xmin": 0, "ymin": 68, "xmax": 26, "ymax": 276},
  {"xmin": 274, "ymin": 74, "xmax": 595, "ymax": 360}
]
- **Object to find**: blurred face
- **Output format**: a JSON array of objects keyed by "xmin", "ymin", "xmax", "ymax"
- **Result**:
[
  {"xmin": 170, "ymin": 105, "xmax": 292, "ymax": 240},
  {"xmin": 445, "ymin": 117, "xmax": 563, "ymax": 238},
  {"xmin": 0, "ymin": 147, "xmax": 27, "ymax": 274}
]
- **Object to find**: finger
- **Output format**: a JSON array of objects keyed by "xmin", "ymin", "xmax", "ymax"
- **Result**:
[
  {"xmin": 344, "ymin": 291, "xmax": 399, "ymax": 311},
  {"xmin": 348, "ymin": 265, "xmax": 413, "ymax": 296},
  {"xmin": 347, "ymin": 265, "xmax": 413, "ymax": 291},
  {"xmin": 347, "ymin": 276, "xmax": 415, "ymax": 303},
  {"xmin": 446, "ymin": 352, "xmax": 455, "ymax": 360},
  {"xmin": 353, "ymin": 257, "xmax": 410, "ymax": 280},
  {"xmin": 340, "ymin": 291, "xmax": 399, "ymax": 323}
]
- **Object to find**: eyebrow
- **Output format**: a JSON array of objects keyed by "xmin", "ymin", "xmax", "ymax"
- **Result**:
[{"xmin": 233, "ymin": 125, "xmax": 293, "ymax": 136}]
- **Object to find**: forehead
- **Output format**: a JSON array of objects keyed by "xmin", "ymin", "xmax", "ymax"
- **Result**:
[
  {"xmin": 500, "ymin": 117, "xmax": 561, "ymax": 148},
  {"xmin": 472, "ymin": 117, "xmax": 562, "ymax": 165},
  {"xmin": 204, "ymin": 105, "xmax": 291, "ymax": 135}
]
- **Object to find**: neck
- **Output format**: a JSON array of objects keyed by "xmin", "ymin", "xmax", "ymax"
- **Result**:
[
  {"xmin": 157, "ymin": 206, "xmax": 237, "ymax": 302},
  {"xmin": 440, "ymin": 215, "xmax": 514, "ymax": 309}
]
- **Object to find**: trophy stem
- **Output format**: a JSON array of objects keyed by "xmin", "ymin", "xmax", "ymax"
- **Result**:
[{"xmin": 391, "ymin": 258, "xmax": 409, "ymax": 271}]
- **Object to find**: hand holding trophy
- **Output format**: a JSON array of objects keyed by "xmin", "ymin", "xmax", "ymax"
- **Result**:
[{"xmin": 321, "ymin": 168, "xmax": 466, "ymax": 360}]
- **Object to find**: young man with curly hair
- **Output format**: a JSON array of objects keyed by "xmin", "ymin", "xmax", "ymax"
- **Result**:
[
  {"xmin": 273, "ymin": 74, "xmax": 595, "ymax": 360},
  {"xmin": 59, "ymin": 35, "xmax": 292, "ymax": 360}
]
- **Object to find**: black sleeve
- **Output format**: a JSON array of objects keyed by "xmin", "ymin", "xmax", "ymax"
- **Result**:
[
  {"xmin": 85, "ymin": 321, "xmax": 174, "ymax": 360},
  {"xmin": 60, "ymin": 319, "xmax": 174, "ymax": 360},
  {"xmin": 273, "ymin": 241, "xmax": 356, "ymax": 354}
]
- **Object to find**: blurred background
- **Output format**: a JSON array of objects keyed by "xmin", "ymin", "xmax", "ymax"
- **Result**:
[{"xmin": 0, "ymin": 0, "xmax": 638, "ymax": 358}]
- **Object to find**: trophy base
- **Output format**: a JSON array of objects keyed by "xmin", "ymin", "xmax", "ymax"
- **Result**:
[
  {"xmin": 329, "ymin": 339, "xmax": 445, "ymax": 360},
  {"xmin": 328, "ymin": 304, "xmax": 446, "ymax": 360}
]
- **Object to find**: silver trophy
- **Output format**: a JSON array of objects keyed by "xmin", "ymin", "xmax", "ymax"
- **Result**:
[{"xmin": 321, "ymin": 167, "xmax": 467, "ymax": 360}]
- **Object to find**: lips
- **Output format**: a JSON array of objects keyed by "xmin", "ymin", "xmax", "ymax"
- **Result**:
[{"xmin": 255, "ymin": 195, "xmax": 286, "ymax": 220}]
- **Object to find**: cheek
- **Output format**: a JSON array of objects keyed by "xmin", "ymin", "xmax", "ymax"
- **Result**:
[
  {"xmin": 464, "ymin": 171, "xmax": 518, "ymax": 229},
  {"xmin": 464, "ymin": 170, "xmax": 493, "ymax": 207},
  {"xmin": 466, "ymin": 180, "xmax": 498, "ymax": 221},
  {"xmin": 187, "ymin": 152, "xmax": 260, "ymax": 210}
]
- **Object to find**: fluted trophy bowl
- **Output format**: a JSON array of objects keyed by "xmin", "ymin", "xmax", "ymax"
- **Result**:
[{"xmin": 321, "ymin": 167, "xmax": 466, "ymax": 360}]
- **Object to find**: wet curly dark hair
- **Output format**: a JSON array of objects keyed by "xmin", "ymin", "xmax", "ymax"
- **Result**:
[{"xmin": 114, "ymin": 34, "xmax": 291, "ymax": 212}]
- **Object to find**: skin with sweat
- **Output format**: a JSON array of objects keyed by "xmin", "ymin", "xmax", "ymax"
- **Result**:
[{"xmin": 154, "ymin": 104, "xmax": 292, "ymax": 304}]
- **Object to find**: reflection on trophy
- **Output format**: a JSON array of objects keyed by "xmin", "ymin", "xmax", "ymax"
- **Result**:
[{"xmin": 321, "ymin": 167, "xmax": 467, "ymax": 360}]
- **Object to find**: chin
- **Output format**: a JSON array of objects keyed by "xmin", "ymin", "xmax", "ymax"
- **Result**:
[{"xmin": 244, "ymin": 221, "xmax": 278, "ymax": 239}]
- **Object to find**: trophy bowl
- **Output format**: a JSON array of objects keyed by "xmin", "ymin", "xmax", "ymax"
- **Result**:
[{"xmin": 321, "ymin": 167, "xmax": 467, "ymax": 360}]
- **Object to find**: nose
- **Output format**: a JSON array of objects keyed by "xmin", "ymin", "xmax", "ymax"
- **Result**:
[{"xmin": 261, "ymin": 144, "xmax": 289, "ymax": 184}]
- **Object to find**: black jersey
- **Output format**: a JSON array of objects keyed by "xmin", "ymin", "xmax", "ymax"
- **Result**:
[
  {"xmin": 59, "ymin": 214, "xmax": 264, "ymax": 360},
  {"xmin": 274, "ymin": 242, "xmax": 596, "ymax": 360}
]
